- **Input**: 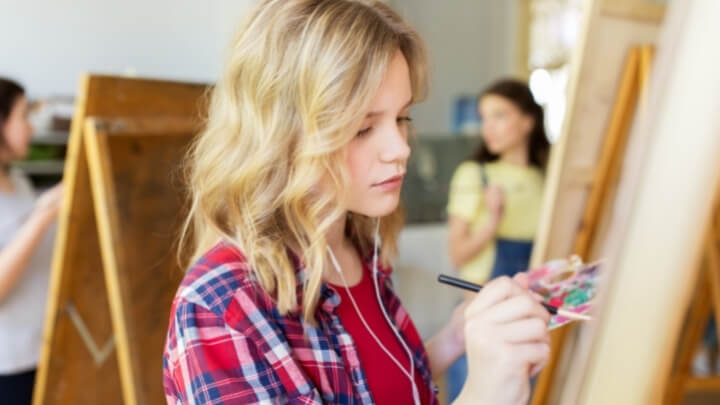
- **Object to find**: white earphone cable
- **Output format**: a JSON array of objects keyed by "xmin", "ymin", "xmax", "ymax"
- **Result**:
[
  {"xmin": 371, "ymin": 220, "xmax": 420, "ymax": 405},
  {"xmin": 325, "ymin": 219, "xmax": 420, "ymax": 405}
]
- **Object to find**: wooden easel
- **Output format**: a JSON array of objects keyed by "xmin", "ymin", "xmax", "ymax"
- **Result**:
[
  {"xmin": 536, "ymin": 0, "xmax": 720, "ymax": 401},
  {"xmin": 532, "ymin": 44, "xmax": 654, "ymax": 405},
  {"xmin": 664, "ymin": 206, "xmax": 720, "ymax": 403},
  {"xmin": 33, "ymin": 75, "xmax": 207, "ymax": 405}
]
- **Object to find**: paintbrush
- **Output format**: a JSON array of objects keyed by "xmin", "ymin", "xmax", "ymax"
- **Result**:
[{"xmin": 437, "ymin": 274, "xmax": 592, "ymax": 322}]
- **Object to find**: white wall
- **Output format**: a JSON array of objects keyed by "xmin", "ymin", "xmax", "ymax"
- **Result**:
[
  {"xmin": 0, "ymin": 0, "xmax": 258, "ymax": 98},
  {"xmin": 1, "ymin": 0, "xmax": 516, "ymax": 132},
  {"xmin": 394, "ymin": 224, "xmax": 461, "ymax": 338},
  {"xmin": 391, "ymin": 0, "xmax": 517, "ymax": 134},
  {"xmin": 0, "ymin": 0, "xmax": 512, "ymax": 338}
]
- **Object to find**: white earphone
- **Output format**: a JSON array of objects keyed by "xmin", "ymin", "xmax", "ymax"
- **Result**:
[{"xmin": 326, "ymin": 219, "xmax": 421, "ymax": 405}]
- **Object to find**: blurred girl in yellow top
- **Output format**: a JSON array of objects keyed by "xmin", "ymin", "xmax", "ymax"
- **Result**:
[{"xmin": 445, "ymin": 79, "xmax": 550, "ymax": 402}]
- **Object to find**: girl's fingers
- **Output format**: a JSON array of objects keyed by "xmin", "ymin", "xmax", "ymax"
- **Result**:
[
  {"xmin": 513, "ymin": 272, "xmax": 530, "ymax": 289},
  {"xmin": 483, "ymin": 294, "xmax": 549, "ymax": 325},
  {"xmin": 530, "ymin": 359, "xmax": 548, "ymax": 377},
  {"xmin": 514, "ymin": 342, "xmax": 551, "ymax": 369},
  {"xmin": 465, "ymin": 277, "xmax": 524, "ymax": 315},
  {"xmin": 512, "ymin": 271, "xmax": 548, "ymax": 305},
  {"xmin": 498, "ymin": 318, "xmax": 551, "ymax": 344}
]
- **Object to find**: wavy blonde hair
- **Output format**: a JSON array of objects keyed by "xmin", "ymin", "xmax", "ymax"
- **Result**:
[{"xmin": 181, "ymin": 0, "xmax": 428, "ymax": 321}]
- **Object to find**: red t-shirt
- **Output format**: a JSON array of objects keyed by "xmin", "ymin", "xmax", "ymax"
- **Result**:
[{"xmin": 330, "ymin": 264, "xmax": 432, "ymax": 405}]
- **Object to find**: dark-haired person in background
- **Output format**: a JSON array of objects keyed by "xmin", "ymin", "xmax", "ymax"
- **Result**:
[
  {"xmin": 0, "ymin": 78, "xmax": 63, "ymax": 405},
  {"xmin": 445, "ymin": 79, "xmax": 551, "ymax": 403}
]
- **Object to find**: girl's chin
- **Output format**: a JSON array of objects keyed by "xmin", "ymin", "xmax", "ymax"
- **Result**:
[
  {"xmin": 485, "ymin": 144, "xmax": 505, "ymax": 154},
  {"xmin": 349, "ymin": 195, "xmax": 400, "ymax": 218}
]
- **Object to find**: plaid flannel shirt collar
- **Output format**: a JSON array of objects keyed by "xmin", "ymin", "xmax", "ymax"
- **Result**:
[{"xmin": 286, "ymin": 246, "xmax": 393, "ymax": 315}]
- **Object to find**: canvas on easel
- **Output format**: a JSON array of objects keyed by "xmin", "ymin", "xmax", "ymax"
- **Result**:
[
  {"xmin": 528, "ymin": 0, "xmax": 666, "ymax": 402},
  {"xmin": 531, "ymin": 44, "xmax": 654, "ymax": 405},
  {"xmin": 543, "ymin": 0, "xmax": 720, "ymax": 402}
]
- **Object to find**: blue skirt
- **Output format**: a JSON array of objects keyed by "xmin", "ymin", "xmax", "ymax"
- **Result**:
[{"xmin": 490, "ymin": 238, "xmax": 533, "ymax": 279}]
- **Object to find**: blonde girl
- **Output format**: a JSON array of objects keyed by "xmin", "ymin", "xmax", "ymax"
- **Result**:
[{"xmin": 163, "ymin": 1, "xmax": 550, "ymax": 404}]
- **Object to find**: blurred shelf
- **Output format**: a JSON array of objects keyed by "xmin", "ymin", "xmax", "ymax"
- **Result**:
[
  {"xmin": 12, "ymin": 160, "xmax": 65, "ymax": 175},
  {"xmin": 402, "ymin": 135, "xmax": 481, "ymax": 224},
  {"xmin": 32, "ymin": 131, "xmax": 69, "ymax": 145}
]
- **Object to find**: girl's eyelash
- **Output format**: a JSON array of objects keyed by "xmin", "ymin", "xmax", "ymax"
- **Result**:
[
  {"xmin": 357, "ymin": 116, "xmax": 412, "ymax": 136},
  {"xmin": 357, "ymin": 127, "xmax": 372, "ymax": 136}
]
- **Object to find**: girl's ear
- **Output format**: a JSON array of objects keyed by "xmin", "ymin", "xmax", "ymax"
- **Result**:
[{"xmin": 522, "ymin": 113, "xmax": 535, "ymax": 138}]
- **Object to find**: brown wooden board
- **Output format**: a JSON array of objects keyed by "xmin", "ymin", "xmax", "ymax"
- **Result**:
[{"xmin": 34, "ymin": 75, "xmax": 206, "ymax": 405}]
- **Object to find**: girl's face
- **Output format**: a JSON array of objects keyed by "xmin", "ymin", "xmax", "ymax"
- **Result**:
[
  {"xmin": 2, "ymin": 96, "xmax": 33, "ymax": 161},
  {"xmin": 345, "ymin": 51, "xmax": 412, "ymax": 218},
  {"xmin": 478, "ymin": 94, "xmax": 533, "ymax": 156}
]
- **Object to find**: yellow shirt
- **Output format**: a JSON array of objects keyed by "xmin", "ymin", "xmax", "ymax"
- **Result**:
[{"xmin": 447, "ymin": 160, "xmax": 544, "ymax": 284}]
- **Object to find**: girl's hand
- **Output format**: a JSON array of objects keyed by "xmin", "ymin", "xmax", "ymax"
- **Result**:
[
  {"xmin": 484, "ymin": 185, "xmax": 505, "ymax": 224},
  {"xmin": 448, "ymin": 294, "xmax": 473, "ymax": 349},
  {"xmin": 33, "ymin": 183, "xmax": 64, "ymax": 222},
  {"xmin": 455, "ymin": 273, "xmax": 551, "ymax": 405}
]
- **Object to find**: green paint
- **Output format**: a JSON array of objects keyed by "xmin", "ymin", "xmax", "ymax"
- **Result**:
[{"xmin": 564, "ymin": 289, "xmax": 589, "ymax": 306}]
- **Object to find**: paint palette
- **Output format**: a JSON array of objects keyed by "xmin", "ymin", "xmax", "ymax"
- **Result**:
[{"xmin": 527, "ymin": 256, "xmax": 601, "ymax": 329}]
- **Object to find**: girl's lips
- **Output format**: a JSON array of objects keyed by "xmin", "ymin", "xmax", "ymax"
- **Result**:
[{"xmin": 372, "ymin": 175, "xmax": 404, "ymax": 191}]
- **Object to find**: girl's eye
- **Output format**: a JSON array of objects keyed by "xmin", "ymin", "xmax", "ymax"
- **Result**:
[
  {"xmin": 357, "ymin": 116, "xmax": 412, "ymax": 136},
  {"xmin": 357, "ymin": 127, "xmax": 372, "ymax": 136}
]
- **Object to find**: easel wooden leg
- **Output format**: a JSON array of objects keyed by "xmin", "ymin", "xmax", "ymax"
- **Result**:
[
  {"xmin": 85, "ymin": 121, "xmax": 144, "ymax": 405},
  {"xmin": 664, "ymin": 271, "xmax": 712, "ymax": 404},
  {"xmin": 665, "ymin": 209, "xmax": 720, "ymax": 403}
]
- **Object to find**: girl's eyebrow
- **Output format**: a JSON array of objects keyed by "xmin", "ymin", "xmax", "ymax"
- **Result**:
[{"xmin": 365, "ymin": 98, "xmax": 413, "ymax": 118}]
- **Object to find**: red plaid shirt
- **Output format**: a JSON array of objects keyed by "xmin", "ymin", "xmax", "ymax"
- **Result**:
[{"xmin": 163, "ymin": 241, "xmax": 439, "ymax": 404}]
